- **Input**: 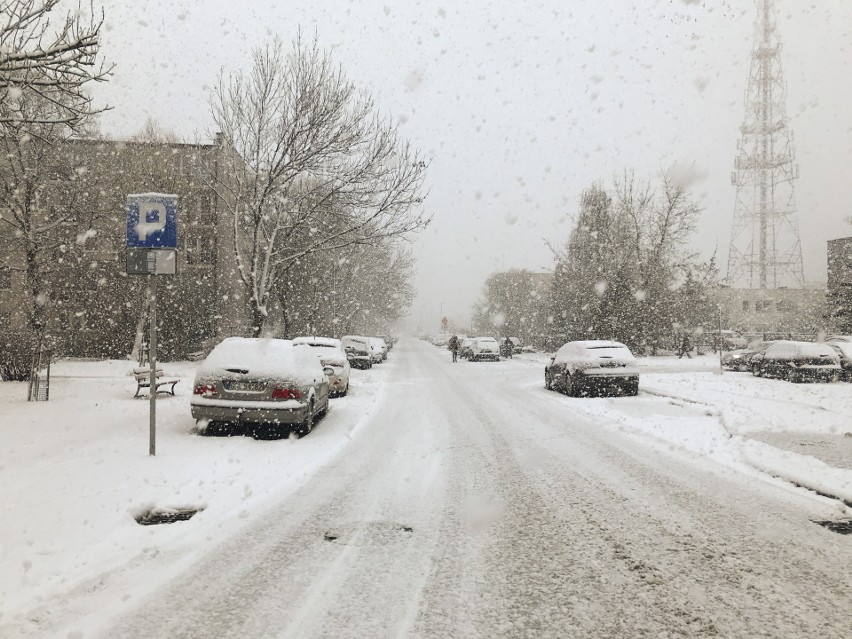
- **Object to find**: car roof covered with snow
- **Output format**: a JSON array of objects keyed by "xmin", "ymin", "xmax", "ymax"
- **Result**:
[
  {"xmin": 554, "ymin": 340, "xmax": 635, "ymax": 364},
  {"xmin": 763, "ymin": 340, "xmax": 839, "ymax": 360},
  {"xmin": 292, "ymin": 336, "xmax": 343, "ymax": 350},
  {"xmin": 197, "ymin": 337, "xmax": 324, "ymax": 381}
]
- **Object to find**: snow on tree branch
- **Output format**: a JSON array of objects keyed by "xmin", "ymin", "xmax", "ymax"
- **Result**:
[{"xmin": 0, "ymin": 0, "xmax": 112, "ymax": 132}]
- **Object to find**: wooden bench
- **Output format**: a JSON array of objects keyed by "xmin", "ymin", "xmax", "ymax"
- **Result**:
[{"xmin": 133, "ymin": 367, "xmax": 180, "ymax": 398}]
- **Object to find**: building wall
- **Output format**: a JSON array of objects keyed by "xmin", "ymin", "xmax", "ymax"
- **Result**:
[
  {"xmin": 710, "ymin": 286, "xmax": 827, "ymax": 335},
  {"xmin": 0, "ymin": 137, "xmax": 250, "ymax": 359}
]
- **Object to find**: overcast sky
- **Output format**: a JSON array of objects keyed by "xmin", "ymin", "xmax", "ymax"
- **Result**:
[{"xmin": 92, "ymin": 0, "xmax": 852, "ymax": 332}]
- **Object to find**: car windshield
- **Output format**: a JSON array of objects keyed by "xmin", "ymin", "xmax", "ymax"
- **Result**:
[{"xmin": 4, "ymin": 2, "xmax": 850, "ymax": 636}]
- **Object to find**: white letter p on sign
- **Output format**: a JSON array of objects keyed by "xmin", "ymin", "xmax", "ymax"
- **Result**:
[{"xmin": 135, "ymin": 201, "xmax": 167, "ymax": 241}]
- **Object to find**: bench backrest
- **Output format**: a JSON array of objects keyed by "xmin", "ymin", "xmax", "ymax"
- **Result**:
[{"xmin": 134, "ymin": 368, "xmax": 165, "ymax": 381}]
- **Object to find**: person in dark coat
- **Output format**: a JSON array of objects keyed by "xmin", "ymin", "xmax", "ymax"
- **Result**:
[
  {"xmin": 449, "ymin": 335, "xmax": 460, "ymax": 362},
  {"xmin": 504, "ymin": 337, "xmax": 514, "ymax": 359},
  {"xmin": 678, "ymin": 333, "xmax": 692, "ymax": 359}
]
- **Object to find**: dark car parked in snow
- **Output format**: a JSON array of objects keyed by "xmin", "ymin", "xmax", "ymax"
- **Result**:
[
  {"xmin": 721, "ymin": 340, "xmax": 776, "ymax": 372},
  {"xmin": 826, "ymin": 342, "xmax": 852, "ymax": 382},
  {"xmin": 750, "ymin": 340, "xmax": 841, "ymax": 383},
  {"xmin": 545, "ymin": 340, "xmax": 639, "ymax": 397}
]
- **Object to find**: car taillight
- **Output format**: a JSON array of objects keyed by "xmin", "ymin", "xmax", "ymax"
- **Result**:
[
  {"xmin": 194, "ymin": 383, "xmax": 217, "ymax": 396},
  {"xmin": 272, "ymin": 386, "xmax": 302, "ymax": 399}
]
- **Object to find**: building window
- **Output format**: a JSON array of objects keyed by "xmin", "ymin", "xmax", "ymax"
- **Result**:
[
  {"xmin": 199, "ymin": 195, "xmax": 214, "ymax": 223},
  {"xmin": 755, "ymin": 300, "xmax": 773, "ymax": 312},
  {"xmin": 742, "ymin": 300, "xmax": 750, "ymax": 311},
  {"xmin": 186, "ymin": 234, "xmax": 214, "ymax": 265}
]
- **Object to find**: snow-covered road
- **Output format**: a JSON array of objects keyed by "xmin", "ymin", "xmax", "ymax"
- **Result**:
[{"xmin": 85, "ymin": 339, "xmax": 851, "ymax": 638}]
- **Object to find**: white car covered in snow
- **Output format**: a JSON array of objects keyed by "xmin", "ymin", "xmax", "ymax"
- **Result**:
[
  {"xmin": 545, "ymin": 340, "xmax": 639, "ymax": 397},
  {"xmin": 368, "ymin": 336, "xmax": 388, "ymax": 362},
  {"xmin": 468, "ymin": 337, "xmax": 501, "ymax": 362},
  {"xmin": 191, "ymin": 337, "xmax": 331, "ymax": 438},
  {"xmin": 293, "ymin": 336, "xmax": 351, "ymax": 396}
]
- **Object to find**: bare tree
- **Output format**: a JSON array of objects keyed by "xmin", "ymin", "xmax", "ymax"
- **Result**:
[
  {"xmin": 0, "ymin": 0, "xmax": 112, "ymax": 132},
  {"xmin": 0, "ymin": 128, "xmax": 105, "ymax": 344},
  {"xmin": 208, "ymin": 34, "xmax": 429, "ymax": 336},
  {"xmin": 548, "ymin": 171, "xmax": 702, "ymax": 350},
  {"xmin": 278, "ymin": 240, "xmax": 416, "ymax": 337}
]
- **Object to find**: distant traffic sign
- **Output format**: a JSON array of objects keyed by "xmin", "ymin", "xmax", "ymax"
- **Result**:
[{"xmin": 126, "ymin": 193, "xmax": 178, "ymax": 248}]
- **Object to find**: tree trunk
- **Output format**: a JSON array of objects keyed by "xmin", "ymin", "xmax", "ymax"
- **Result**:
[{"xmin": 250, "ymin": 304, "xmax": 266, "ymax": 338}]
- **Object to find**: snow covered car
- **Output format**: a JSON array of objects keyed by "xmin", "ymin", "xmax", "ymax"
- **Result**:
[
  {"xmin": 369, "ymin": 336, "xmax": 388, "ymax": 362},
  {"xmin": 718, "ymin": 330, "xmax": 748, "ymax": 350},
  {"xmin": 459, "ymin": 337, "xmax": 476, "ymax": 359},
  {"xmin": 826, "ymin": 342, "xmax": 852, "ymax": 382},
  {"xmin": 545, "ymin": 340, "xmax": 640, "ymax": 397},
  {"xmin": 292, "ymin": 336, "xmax": 351, "ymax": 396},
  {"xmin": 469, "ymin": 337, "xmax": 501, "ymax": 362},
  {"xmin": 721, "ymin": 340, "xmax": 775, "ymax": 372},
  {"xmin": 341, "ymin": 335, "xmax": 373, "ymax": 369},
  {"xmin": 191, "ymin": 337, "xmax": 331, "ymax": 437},
  {"xmin": 750, "ymin": 340, "xmax": 841, "ymax": 383}
]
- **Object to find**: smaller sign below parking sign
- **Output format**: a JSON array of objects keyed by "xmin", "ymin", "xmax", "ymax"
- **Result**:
[
  {"xmin": 126, "ymin": 193, "xmax": 178, "ymax": 248},
  {"xmin": 126, "ymin": 248, "xmax": 177, "ymax": 275}
]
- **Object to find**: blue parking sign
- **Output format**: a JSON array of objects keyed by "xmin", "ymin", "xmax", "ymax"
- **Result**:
[{"xmin": 126, "ymin": 193, "xmax": 178, "ymax": 248}]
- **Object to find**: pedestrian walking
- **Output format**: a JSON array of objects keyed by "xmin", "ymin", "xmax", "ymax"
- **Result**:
[
  {"xmin": 678, "ymin": 333, "xmax": 692, "ymax": 359},
  {"xmin": 449, "ymin": 335, "xmax": 460, "ymax": 362},
  {"xmin": 504, "ymin": 337, "xmax": 514, "ymax": 359}
]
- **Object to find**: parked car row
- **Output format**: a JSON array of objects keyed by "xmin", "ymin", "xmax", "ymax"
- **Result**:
[
  {"xmin": 340, "ymin": 335, "xmax": 392, "ymax": 369},
  {"xmin": 190, "ymin": 334, "xmax": 394, "ymax": 439},
  {"xmin": 723, "ymin": 335, "xmax": 852, "ymax": 383}
]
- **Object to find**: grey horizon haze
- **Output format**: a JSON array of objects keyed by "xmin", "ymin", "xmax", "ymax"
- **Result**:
[{"xmin": 91, "ymin": 0, "xmax": 852, "ymax": 332}]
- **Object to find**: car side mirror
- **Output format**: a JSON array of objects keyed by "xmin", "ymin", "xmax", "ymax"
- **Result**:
[{"xmin": 323, "ymin": 366, "xmax": 335, "ymax": 377}]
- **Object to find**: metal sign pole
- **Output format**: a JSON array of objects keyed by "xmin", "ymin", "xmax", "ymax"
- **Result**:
[
  {"xmin": 718, "ymin": 305, "xmax": 724, "ymax": 375},
  {"xmin": 149, "ymin": 273, "xmax": 157, "ymax": 456},
  {"xmin": 125, "ymin": 193, "xmax": 178, "ymax": 457}
]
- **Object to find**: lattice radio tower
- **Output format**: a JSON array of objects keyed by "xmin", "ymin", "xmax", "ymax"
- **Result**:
[{"xmin": 726, "ymin": 0, "xmax": 804, "ymax": 289}]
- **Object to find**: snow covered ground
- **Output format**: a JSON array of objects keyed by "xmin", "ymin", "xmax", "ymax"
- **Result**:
[
  {"xmin": 0, "ymin": 357, "xmax": 393, "ymax": 634},
  {"xmin": 1, "ymin": 341, "xmax": 850, "ymax": 636},
  {"xmin": 520, "ymin": 350, "xmax": 852, "ymax": 504}
]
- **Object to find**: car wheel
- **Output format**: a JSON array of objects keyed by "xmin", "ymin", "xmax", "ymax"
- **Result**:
[
  {"xmin": 545, "ymin": 372, "xmax": 552, "ymax": 391},
  {"xmin": 198, "ymin": 419, "xmax": 219, "ymax": 436},
  {"xmin": 830, "ymin": 371, "xmax": 840, "ymax": 384},
  {"xmin": 563, "ymin": 372, "xmax": 575, "ymax": 397},
  {"xmin": 752, "ymin": 364, "xmax": 761, "ymax": 377},
  {"xmin": 625, "ymin": 379, "xmax": 639, "ymax": 396},
  {"xmin": 340, "ymin": 382, "xmax": 349, "ymax": 397},
  {"xmin": 786, "ymin": 368, "xmax": 799, "ymax": 383},
  {"xmin": 294, "ymin": 402, "xmax": 314, "ymax": 438}
]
